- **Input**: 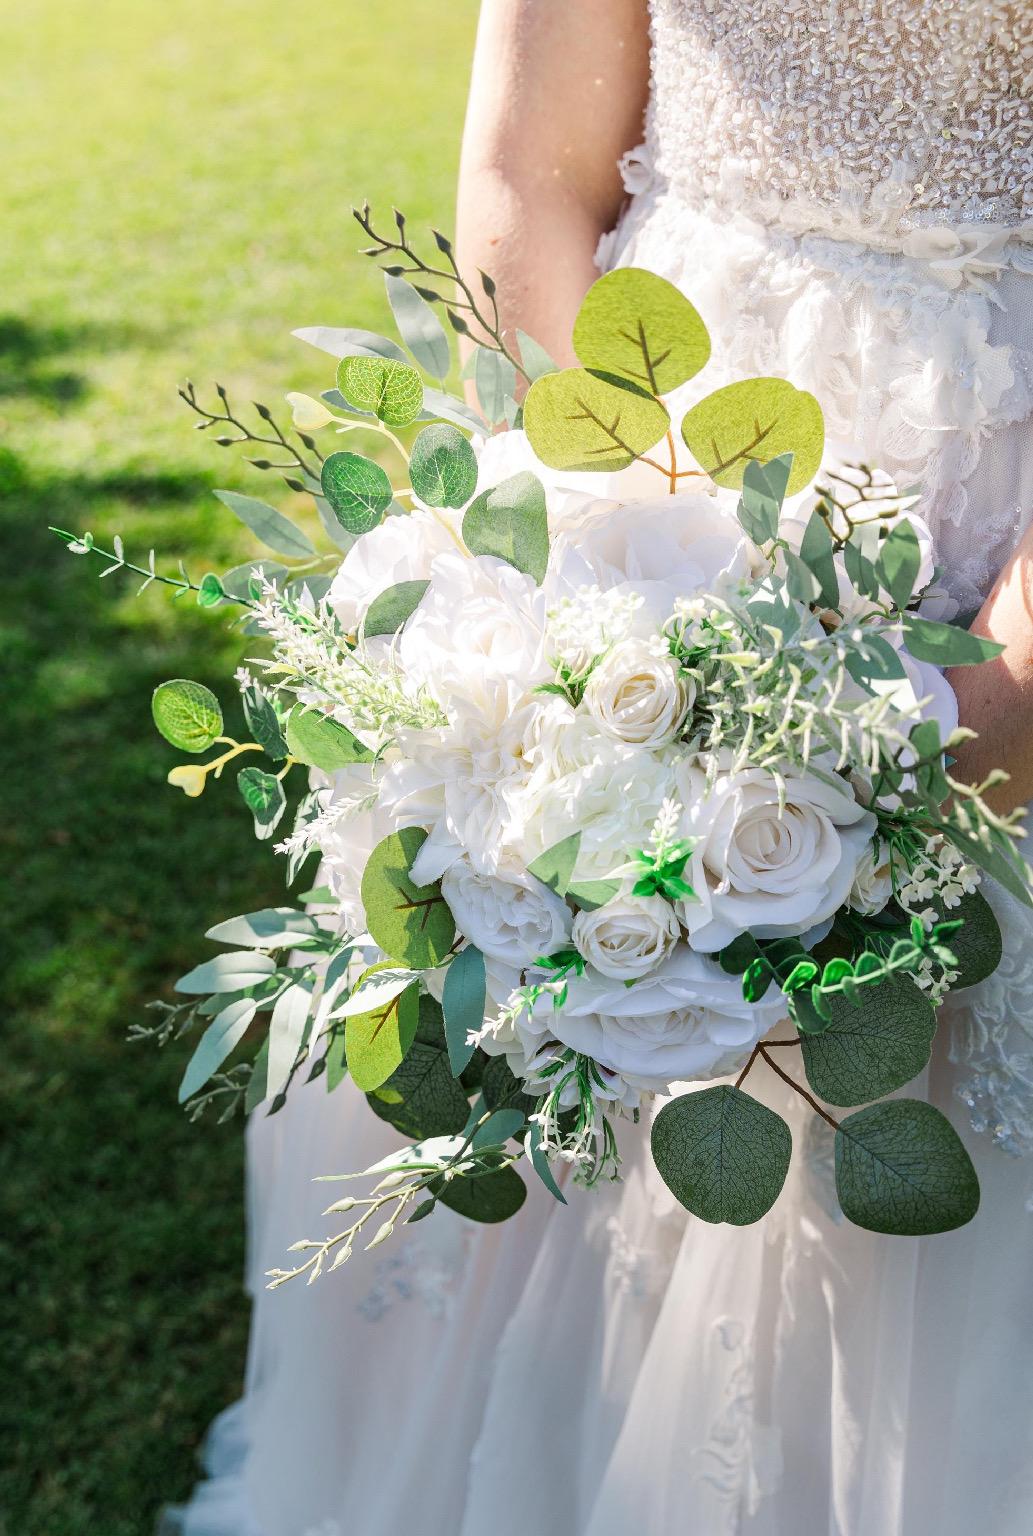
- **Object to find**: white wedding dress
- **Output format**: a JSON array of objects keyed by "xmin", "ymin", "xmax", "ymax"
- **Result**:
[{"xmin": 164, "ymin": 4, "xmax": 1033, "ymax": 1533}]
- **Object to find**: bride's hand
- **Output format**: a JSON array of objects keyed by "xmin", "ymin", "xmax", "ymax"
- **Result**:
[{"xmin": 455, "ymin": 0, "xmax": 650, "ymax": 376}]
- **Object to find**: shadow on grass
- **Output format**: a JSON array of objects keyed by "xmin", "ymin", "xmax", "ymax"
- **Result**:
[
  {"xmin": 0, "ymin": 315, "xmax": 150, "ymax": 407},
  {"xmin": 1, "ymin": 369, "xmax": 283, "ymax": 1532}
]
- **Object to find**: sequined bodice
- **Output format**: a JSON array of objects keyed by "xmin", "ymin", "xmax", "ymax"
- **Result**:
[{"xmin": 647, "ymin": 0, "xmax": 1033, "ymax": 243}]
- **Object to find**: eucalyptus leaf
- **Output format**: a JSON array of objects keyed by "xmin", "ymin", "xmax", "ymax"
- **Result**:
[
  {"xmin": 360, "ymin": 828, "xmax": 456, "ymax": 968},
  {"xmin": 205, "ymin": 907, "xmax": 319, "ymax": 948},
  {"xmin": 835, "ymin": 1099, "xmax": 980, "ymax": 1234},
  {"xmin": 876, "ymin": 519, "xmax": 923, "ymax": 609},
  {"xmin": 152, "ymin": 679, "xmax": 223, "ymax": 754},
  {"xmin": 481, "ymin": 1052, "xmax": 539, "ymax": 1121},
  {"xmin": 337, "ymin": 355, "xmax": 424, "ymax": 428},
  {"xmin": 366, "ymin": 1039, "xmax": 471, "ymax": 1140},
  {"xmin": 933, "ymin": 888, "xmax": 1003, "ymax": 988},
  {"xmin": 409, "ymin": 423, "xmax": 478, "ymax": 508},
  {"xmin": 441, "ymin": 944, "xmax": 486, "ymax": 1077},
  {"xmin": 527, "ymin": 832, "xmax": 581, "ymax": 898},
  {"xmin": 526, "ymin": 1120, "xmax": 567, "ymax": 1203},
  {"xmin": 213, "ymin": 490, "xmax": 314, "ymax": 559},
  {"xmin": 178, "ymin": 998, "xmax": 257, "ymax": 1103},
  {"xmin": 901, "ymin": 616, "xmax": 1005, "ymax": 667},
  {"xmin": 241, "ymin": 682, "xmax": 288, "ymax": 761},
  {"xmin": 421, "ymin": 387, "xmax": 488, "ymax": 436},
  {"xmin": 651, "ymin": 1084, "xmax": 792, "ymax": 1225},
  {"xmin": 324, "ymin": 1028, "xmax": 348, "ymax": 1092},
  {"xmin": 516, "ymin": 328, "xmax": 558, "ymax": 383},
  {"xmin": 363, "ymin": 580, "xmax": 430, "ymax": 638},
  {"xmin": 292, "ymin": 324, "xmax": 409, "ymax": 364},
  {"xmin": 220, "ymin": 559, "xmax": 289, "ymax": 603},
  {"xmin": 266, "ymin": 980, "xmax": 315, "ymax": 1100},
  {"xmin": 385, "ymin": 273, "xmax": 451, "ymax": 379},
  {"xmin": 345, "ymin": 974, "xmax": 420, "ymax": 1092},
  {"xmin": 736, "ymin": 453, "xmax": 793, "ymax": 544},
  {"xmin": 236, "ymin": 766, "xmax": 286, "ymax": 840},
  {"xmin": 320, "ymin": 451, "xmax": 393, "ymax": 535},
  {"xmin": 245, "ymin": 1036, "xmax": 270, "ymax": 1113},
  {"xmin": 197, "ymin": 572, "xmax": 225, "ymax": 608},
  {"xmin": 680, "ymin": 378, "xmax": 824, "ymax": 494},
  {"xmin": 800, "ymin": 973, "xmax": 936, "ymax": 1107},
  {"xmin": 572, "ymin": 267, "xmax": 710, "ymax": 394},
  {"xmin": 462, "ymin": 470, "xmax": 549, "ymax": 584},
  {"xmin": 472, "ymin": 1108, "xmax": 527, "ymax": 1150},
  {"xmin": 474, "ymin": 347, "xmax": 517, "ymax": 425},
  {"xmin": 798, "ymin": 509, "xmax": 839, "ymax": 609},
  {"xmin": 523, "ymin": 368, "xmax": 670, "ymax": 473},
  {"xmin": 285, "ymin": 707, "xmax": 373, "ymax": 770}
]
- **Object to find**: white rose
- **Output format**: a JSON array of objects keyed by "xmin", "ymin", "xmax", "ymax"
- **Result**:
[
  {"xmin": 676, "ymin": 753, "xmax": 876, "ymax": 951},
  {"xmin": 327, "ymin": 507, "xmax": 461, "ymax": 633},
  {"xmin": 572, "ymin": 893, "xmax": 679, "ymax": 980},
  {"xmin": 441, "ymin": 855, "xmax": 572, "ymax": 966},
  {"xmin": 848, "ymin": 841, "xmax": 894, "ymax": 916},
  {"xmin": 583, "ymin": 637, "xmax": 693, "ymax": 748},
  {"xmin": 546, "ymin": 493, "xmax": 759, "ymax": 624},
  {"xmin": 515, "ymin": 946, "xmax": 787, "ymax": 1090}
]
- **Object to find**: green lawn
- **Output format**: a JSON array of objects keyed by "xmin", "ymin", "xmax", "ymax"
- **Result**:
[{"xmin": 0, "ymin": 4, "xmax": 476, "ymax": 1530}]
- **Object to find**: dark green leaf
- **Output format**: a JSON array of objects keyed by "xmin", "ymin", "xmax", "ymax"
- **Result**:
[
  {"xmin": 932, "ymin": 888, "xmax": 1002, "ymax": 988},
  {"xmin": 433, "ymin": 1165, "xmax": 527, "ymax": 1224},
  {"xmin": 441, "ymin": 944, "xmax": 486, "ymax": 1076},
  {"xmin": 462, "ymin": 470, "xmax": 550, "ymax": 583},
  {"xmin": 482, "ymin": 1053, "xmax": 539, "ymax": 1120},
  {"xmin": 213, "ymin": 489, "xmax": 314, "ymax": 558},
  {"xmin": 236, "ymin": 766, "xmax": 286, "ymax": 840},
  {"xmin": 320, "ymin": 451, "xmax": 393, "ymax": 535},
  {"xmin": 409, "ymin": 423, "xmax": 478, "ymax": 508},
  {"xmin": 651, "ymin": 1084, "xmax": 792, "ymax": 1225},
  {"xmin": 800, "ymin": 973, "xmax": 936, "ymax": 1106},
  {"xmin": 526, "ymin": 1119, "xmax": 567, "ymax": 1203},
  {"xmin": 835, "ymin": 1099, "xmax": 980, "ymax": 1234},
  {"xmin": 241, "ymin": 682, "xmax": 288, "ymax": 760},
  {"xmin": 901, "ymin": 616, "xmax": 1005, "ymax": 667},
  {"xmin": 367, "ymin": 1039, "xmax": 470, "ymax": 1139}
]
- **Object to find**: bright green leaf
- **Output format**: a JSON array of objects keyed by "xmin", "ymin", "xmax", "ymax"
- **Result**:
[
  {"xmin": 213, "ymin": 489, "xmax": 314, "ymax": 559},
  {"xmin": 236, "ymin": 766, "xmax": 286, "ymax": 840},
  {"xmin": 285, "ymin": 707, "xmax": 373, "ymax": 770},
  {"xmin": 651, "ymin": 1084, "xmax": 792, "ymax": 1225},
  {"xmin": 337, "ymin": 355, "xmax": 423, "ymax": 428},
  {"xmin": 320, "ymin": 451, "xmax": 393, "ymax": 535},
  {"xmin": 361, "ymin": 828, "xmax": 456, "ymax": 969},
  {"xmin": 680, "ymin": 378, "xmax": 824, "ymax": 494},
  {"xmin": 197, "ymin": 572, "xmax": 225, "ymax": 608},
  {"xmin": 409, "ymin": 423, "xmax": 478, "ymax": 508},
  {"xmin": 835, "ymin": 1099, "xmax": 980, "ymax": 1234},
  {"xmin": 523, "ymin": 367, "xmax": 670, "ymax": 473},
  {"xmin": 345, "ymin": 973, "xmax": 420, "ymax": 1092},
  {"xmin": 572, "ymin": 267, "xmax": 711, "ymax": 394},
  {"xmin": 462, "ymin": 470, "xmax": 549, "ymax": 584},
  {"xmin": 152, "ymin": 679, "xmax": 223, "ymax": 754}
]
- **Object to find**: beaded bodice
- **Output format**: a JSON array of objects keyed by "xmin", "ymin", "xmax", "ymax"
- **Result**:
[{"xmin": 647, "ymin": 0, "xmax": 1033, "ymax": 244}]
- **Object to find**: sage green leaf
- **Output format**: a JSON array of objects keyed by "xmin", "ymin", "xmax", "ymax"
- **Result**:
[
  {"xmin": 527, "ymin": 831, "xmax": 581, "ymax": 897},
  {"xmin": 516, "ymin": 328, "xmax": 558, "ymax": 383},
  {"xmin": 175, "ymin": 949, "xmax": 276, "ymax": 995},
  {"xmin": 152, "ymin": 679, "xmax": 223, "ymax": 753},
  {"xmin": 421, "ymin": 387, "xmax": 487, "ymax": 436},
  {"xmin": 901, "ymin": 616, "xmax": 1005, "ymax": 667},
  {"xmin": 798, "ymin": 508, "xmax": 839, "ymax": 609},
  {"xmin": 205, "ymin": 907, "xmax": 319, "ymax": 948},
  {"xmin": 474, "ymin": 347, "xmax": 517, "ymax": 425},
  {"xmin": 441, "ymin": 944, "xmax": 486, "ymax": 1076},
  {"xmin": 220, "ymin": 559, "xmax": 288, "ymax": 602},
  {"xmin": 940, "ymin": 822, "xmax": 1033, "ymax": 908},
  {"xmin": 462, "ymin": 470, "xmax": 549, "ymax": 583},
  {"xmin": 345, "ymin": 972, "xmax": 420, "ymax": 1092},
  {"xmin": 385, "ymin": 273, "xmax": 450, "ymax": 379},
  {"xmin": 843, "ymin": 524, "xmax": 882, "ymax": 600},
  {"xmin": 363, "ymin": 580, "xmax": 430, "ymax": 638},
  {"xmin": 236, "ymin": 766, "xmax": 286, "ymax": 840},
  {"xmin": 434, "ymin": 1165, "xmax": 527, "ymax": 1224},
  {"xmin": 800, "ymin": 973, "xmax": 936, "ymax": 1107},
  {"xmin": 285, "ymin": 707, "xmax": 373, "ymax": 770},
  {"xmin": 266, "ymin": 979, "xmax": 315, "ymax": 1099},
  {"xmin": 651, "ymin": 1084, "xmax": 792, "ymax": 1225},
  {"xmin": 361, "ymin": 827, "xmax": 457, "ymax": 968},
  {"xmin": 526, "ymin": 1119, "xmax": 567, "ymax": 1203},
  {"xmin": 178, "ymin": 997, "xmax": 257, "ymax": 1103},
  {"xmin": 241, "ymin": 682, "xmax": 288, "ymax": 760},
  {"xmin": 680, "ymin": 378, "xmax": 824, "ymax": 493},
  {"xmin": 213, "ymin": 489, "xmax": 315, "ymax": 558},
  {"xmin": 523, "ymin": 367, "xmax": 670, "ymax": 473},
  {"xmin": 292, "ymin": 324, "xmax": 409, "ymax": 364},
  {"xmin": 736, "ymin": 453, "xmax": 792, "ymax": 544},
  {"xmin": 784, "ymin": 549, "xmax": 821, "ymax": 605},
  {"xmin": 572, "ymin": 267, "xmax": 711, "ymax": 394},
  {"xmin": 320, "ymin": 451, "xmax": 393, "ymax": 535},
  {"xmin": 835, "ymin": 1099, "xmax": 980, "ymax": 1234},
  {"xmin": 473, "ymin": 1108, "xmax": 527, "ymax": 1149},
  {"xmin": 876, "ymin": 518, "xmax": 923, "ymax": 609},
  {"xmin": 367, "ymin": 1039, "xmax": 470, "ymax": 1140},
  {"xmin": 197, "ymin": 572, "xmax": 225, "ymax": 608},
  {"xmin": 409, "ymin": 423, "xmax": 478, "ymax": 508},
  {"xmin": 933, "ymin": 888, "xmax": 1003, "ymax": 988},
  {"xmin": 337, "ymin": 355, "xmax": 424, "ymax": 428}
]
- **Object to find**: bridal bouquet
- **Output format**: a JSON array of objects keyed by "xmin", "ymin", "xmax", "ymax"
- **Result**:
[{"xmin": 57, "ymin": 210, "xmax": 1032, "ymax": 1278}]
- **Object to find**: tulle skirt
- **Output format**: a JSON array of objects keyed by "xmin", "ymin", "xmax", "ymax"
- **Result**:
[{"xmin": 163, "ymin": 196, "xmax": 1033, "ymax": 1536}]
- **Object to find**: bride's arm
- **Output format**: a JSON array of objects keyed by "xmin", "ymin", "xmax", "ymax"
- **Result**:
[
  {"xmin": 456, "ymin": 0, "xmax": 650, "ymax": 368},
  {"xmin": 949, "ymin": 528, "xmax": 1033, "ymax": 813}
]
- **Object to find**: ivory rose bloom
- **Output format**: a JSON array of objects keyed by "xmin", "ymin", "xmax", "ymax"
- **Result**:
[
  {"xmin": 572, "ymin": 893, "xmax": 679, "ymax": 981},
  {"xmin": 328, "ymin": 507, "xmax": 461, "ymax": 633},
  {"xmin": 848, "ymin": 841, "xmax": 895, "ymax": 916},
  {"xmin": 441, "ymin": 855, "xmax": 572, "ymax": 967},
  {"xmin": 583, "ymin": 637, "xmax": 693, "ymax": 748},
  {"xmin": 676, "ymin": 753, "xmax": 876, "ymax": 951}
]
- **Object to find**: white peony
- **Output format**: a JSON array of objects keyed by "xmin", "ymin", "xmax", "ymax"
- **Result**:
[
  {"xmin": 515, "ymin": 947, "xmax": 788, "ymax": 1090},
  {"xmin": 441, "ymin": 855, "xmax": 572, "ymax": 967},
  {"xmin": 676, "ymin": 753, "xmax": 876, "ymax": 951},
  {"xmin": 582, "ymin": 636, "xmax": 693, "ymax": 748},
  {"xmin": 327, "ymin": 507, "xmax": 462, "ymax": 633},
  {"xmin": 572, "ymin": 893, "xmax": 679, "ymax": 981}
]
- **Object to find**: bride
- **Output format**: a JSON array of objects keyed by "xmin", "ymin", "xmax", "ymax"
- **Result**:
[{"xmin": 165, "ymin": 3, "xmax": 1033, "ymax": 1533}]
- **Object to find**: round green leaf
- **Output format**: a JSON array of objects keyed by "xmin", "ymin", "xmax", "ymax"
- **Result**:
[
  {"xmin": 345, "ymin": 970, "xmax": 420, "ymax": 1092},
  {"xmin": 363, "ymin": 579, "xmax": 430, "ymax": 638},
  {"xmin": 680, "ymin": 378, "xmax": 824, "ymax": 494},
  {"xmin": 152, "ymin": 679, "xmax": 224, "ymax": 754},
  {"xmin": 835, "ymin": 1099, "xmax": 980, "ymax": 1235},
  {"xmin": 196, "ymin": 572, "xmax": 225, "ymax": 608},
  {"xmin": 409, "ymin": 423, "xmax": 478, "ymax": 508},
  {"xmin": 361, "ymin": 828, "xmax": 456, "ymax": 968},
  {"xmin": 433, "ymin": 1165, "xmax": 527, "ymax": 1224},
  {"xmin": 337, "ymin": 355, "xmax": 424, "ymax": 427},
  {"xmin": 573, "ymin": 267, "xmax": 711, "ymax": 395},
  {"xmin": 285, "ymin": 706, "xmax": 373, "ymax": 770},
  {"xmin": 800, "ymin": 972, "xmax": 936, "ymax": 1107},
  {"xmin": 651, "ymin": 1084, "xmax": 792, "ymax": 1225},
  {"xmin": 937, "ymin": 889, "xmax": 1003, "ymax": 989},
  {"xmin": 462, "ymin": 470, "xmax": 549, "ymax": 584},
  {"xmin": 320, "ymin": 451, "xmax": 393, "ymax": 535},
  {"xmin": 523, "ymin": 367, "xmax": 670, "ymax": 473}
]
